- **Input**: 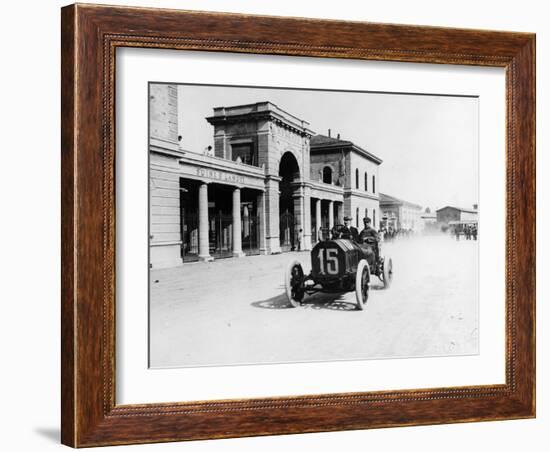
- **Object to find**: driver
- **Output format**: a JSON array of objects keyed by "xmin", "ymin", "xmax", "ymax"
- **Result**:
[
  {"xmin": 359, "ymin": 217, "xmax": 380, "ymax": 260},
  {"xmin": 334, "ymin": 215, "xmax": 359, "ymax": 241}
]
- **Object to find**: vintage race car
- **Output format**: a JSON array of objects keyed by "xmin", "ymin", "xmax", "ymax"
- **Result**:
[{"xmin": 284, "ymin": 237, "xmax": 393, "ymax": 310}]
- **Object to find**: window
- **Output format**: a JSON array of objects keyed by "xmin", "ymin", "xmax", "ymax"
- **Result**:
[
  {"xmin": 322, "ymin": 166, "xmax": 333, "ymax": 184},
  {"xmin": 356, "ymin": 207, "xmax": 359, "ymax": 228},
  {"xmin": 355, "ymin": 168, "xmax": 359, "ymax": 189},
  {"xmin": 231, "ymin": 143, "xmax": 255, "ymax": 166},
  {"xmin": 365, "ymin": 208, "xmax": 368, "ymax": 222},
  {"xmin": 373, "ymin": 209, "xmax": 376, "ymax": 228},
  {"xmin": 372, "ymin": 175, "xmax": 376, "ymax": 193},
  {"xmin": 364, "ymin": 172, "xmax": 368, "ymax": 191}
]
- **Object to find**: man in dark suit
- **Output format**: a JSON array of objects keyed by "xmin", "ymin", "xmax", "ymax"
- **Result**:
[{"xmin": 333, "ymin": 216, "xmax": 359, "ymax": 241}]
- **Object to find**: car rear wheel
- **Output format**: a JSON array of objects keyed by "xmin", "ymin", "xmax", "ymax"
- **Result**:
[
  {"xmin": 355, "ymin": 259, "xmax": 370, "ymax": 310},
  {"xmin": 285, "ymin": 260, "xmax": 305, "ymax": 307},
  {"xmin": 382, "ymin": 257, "xmax": 393, "ymax": 289}
]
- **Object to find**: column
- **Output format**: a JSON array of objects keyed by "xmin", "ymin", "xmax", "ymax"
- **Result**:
[
  {"xmin": 302, "ymin": 184, "xmax": 312, "ymax": 250},
  {"xmin": 337, "ymin": 202, "xmax": 344, "ymax": 224},
  {"xmin": 328, "ymin": 200, "xmax": 334, "ymax": 230},
  {"xmin": 315, "ymin": 198, "xmax": 321, "ymax": 242},
  {"xmin": 293, "ymin": 187, "xmax": 304, "ymax": 251},
  {"xmin": 264, "ymin": 177, "xmax": 281, "ymax": 254},
  {"xmin": 232, "ymin": 187, "xmax": 245, "ymax": 257},
  {"xmin": 257, "ymin": 191, "xmax": 267, "ymax": 254},
  {"xmin": 198, "ymin": 183, "xmax": 213, "ymax": 262}
]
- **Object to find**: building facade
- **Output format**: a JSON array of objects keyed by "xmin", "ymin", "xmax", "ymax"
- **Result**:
[
  {"xmin": 149, "ymin": 84, "xmax": 382, "ymax": 268},
  {"xmin": 379, "ymin": 193, "xmax": 423, "ymax": 232},
  {"xmin": 436, "ymin": 206, "xmax": 479, "ymax": 225},
  {"xmin": 309, "ymin": 134, "xmax": 382, "ymax": 233}
]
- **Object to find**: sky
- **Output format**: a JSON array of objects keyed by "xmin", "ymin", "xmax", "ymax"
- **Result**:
[{"xmin": 175, "ymin": 84, "xmax": 479, "ymax": 211}]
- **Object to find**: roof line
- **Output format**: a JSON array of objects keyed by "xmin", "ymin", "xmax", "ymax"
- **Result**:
[{"xmin": 311, "ymin": 134, "xmax": 383, "ymax": 164}]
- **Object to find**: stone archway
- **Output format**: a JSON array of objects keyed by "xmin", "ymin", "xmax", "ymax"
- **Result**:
[
  {"xmin": 278, "ymin": 152, "xmax": 302, "ymax": 251},
  {"xmin": 279, "ymin": 151, "xmax": 300, "ymax": 211}
]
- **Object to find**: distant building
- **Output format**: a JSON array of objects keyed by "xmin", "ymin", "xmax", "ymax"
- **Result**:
[
  {"xmin": 379, "ymin": 193, "xmax": 423, "ymax": 232},
  {"xmin": 436, "ymin": 206, "xmax": 478, "ymax": 225},
  {"xmin": 420, "ymin": 212, "xmax": 438, "ymax": 232}
]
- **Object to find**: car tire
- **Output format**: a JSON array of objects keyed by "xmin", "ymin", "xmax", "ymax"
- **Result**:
[
  {"xmin": 355, "ymin": 259, "xmax": 370, "ymax": 310},
  {"xmin": 382, "ymin": 257, "xmax": 393, "ymax": 289},
  {"xmin": 285, "ymin": 260, "xmax": 305, "ymax": 307}
]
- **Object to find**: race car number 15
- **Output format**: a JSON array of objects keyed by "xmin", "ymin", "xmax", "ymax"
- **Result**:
[{"xmin": 317, "ymin": 248, "xmax": 339, "ymax": 275}]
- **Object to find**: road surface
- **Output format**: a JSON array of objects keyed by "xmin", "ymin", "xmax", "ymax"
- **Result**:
[{"xmin": 149, "ymin": 234, "xmax": 478, "ymax": 368}]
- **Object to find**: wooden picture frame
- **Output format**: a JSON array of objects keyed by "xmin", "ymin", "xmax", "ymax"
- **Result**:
[{"xmin": 61, "ymin": 3, "xmax": 535, "ymax": 447}]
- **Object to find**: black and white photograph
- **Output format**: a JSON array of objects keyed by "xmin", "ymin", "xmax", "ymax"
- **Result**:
[{"xmin": 148, "ymin": 82, "xmax": 479, "ymax": 368}]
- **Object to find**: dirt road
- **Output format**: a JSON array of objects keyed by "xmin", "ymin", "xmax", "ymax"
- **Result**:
[{"xmin": 149, "ymin": 234, "xmax": 478, "ymax": 368}]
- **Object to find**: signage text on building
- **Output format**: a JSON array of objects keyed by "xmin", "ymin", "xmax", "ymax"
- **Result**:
[{"xmin": 197, "ymin": 168, "xmax": 246, "ymax": 185}]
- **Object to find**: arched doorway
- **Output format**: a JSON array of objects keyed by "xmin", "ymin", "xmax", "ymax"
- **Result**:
[{"xmin": 279, "ymin": 152, "xmax": 300, "ymax": 251}]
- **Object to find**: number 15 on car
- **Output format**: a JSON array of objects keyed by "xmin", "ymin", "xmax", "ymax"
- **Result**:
[{"xmin": 317, "ymin": 248, "xmax": 339, "ymax": 275}]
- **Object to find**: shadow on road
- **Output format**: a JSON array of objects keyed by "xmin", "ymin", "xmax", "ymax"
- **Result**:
[
  {"xmin": 251, "ymin": 292, "xmax": 358, "ymax": 311},
  {"xmin": 370, "ymin": 284, "xmax": 385, "ymax": 291},
  {"xmin": 251, "ymin": 294, "xmax": 293, "ymax": 309}
]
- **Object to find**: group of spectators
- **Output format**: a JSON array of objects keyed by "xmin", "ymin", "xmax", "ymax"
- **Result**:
[
  {"xmin": 453, "ymin": 224, "xmax": 478, "ymax": 241},
  {"xmin": 379, "ymin": 227, "xmax": 414, "ymax": 242}
]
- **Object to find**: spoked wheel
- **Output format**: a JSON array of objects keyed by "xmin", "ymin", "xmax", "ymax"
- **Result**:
[
  {"xmin": 285, "ymin": 260, "xmax": 305, "ymax": 307},
  {"xmin": 355, "ymin": 259, "xmax": 370, "ymax": 310},
  {"xmin": 382, "ymin": 257, "xmax": 393, "ymax": 289}
]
